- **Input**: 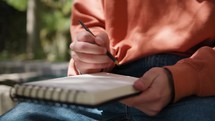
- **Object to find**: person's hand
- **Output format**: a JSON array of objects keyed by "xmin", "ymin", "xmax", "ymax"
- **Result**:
[
  {"xmin": 121, "ymin": 67, "xmax": 173, "ymax": 116},
  {"xmin": 70, "ymin": 31, "xmax": 114, "ymax": 74}
]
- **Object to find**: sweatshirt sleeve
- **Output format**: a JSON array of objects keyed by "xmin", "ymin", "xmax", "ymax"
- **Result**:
[
  {"xmin": 68, "ymin": 0, "xmax": 105, "ymax": 76},
  {"xmin": 70, "ymin": 0, "xmax": 105, "ymax": 40},
  {"xmin": 165, "ymin": 46, "xmax": 215, "ymax": 102}
]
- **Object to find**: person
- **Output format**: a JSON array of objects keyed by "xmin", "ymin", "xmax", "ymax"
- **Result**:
[{"xmin": 1, "ymin": 0, "xmax": 215, "ymax": 121}]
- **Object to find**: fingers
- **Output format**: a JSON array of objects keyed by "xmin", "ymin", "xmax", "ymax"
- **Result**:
[
  {"xmin": 95, "ymin": 36, "xmax": 107, "ymax": 48},
  {"xmin": 121, "ymin": 83, "xmax": 162, "ymax": 106},
  {"xmin": 134, "ymin": 68, "xmax": 160, "ymax": 91},
  {"xmin": 76, "ymin": 31, "xmax": 109, "ymax": 48},
  {"xmin": 76, "ymin": 31, "xmax": 95, "ymax": 43},
  {"xmin": 74, "ymin": 59, "xmax": 112, "ymax": 71},
  {"xmin": 71, "ymin": 51, "xmax": 112, "ymax": 64},
  {"xmin": 121, "ymin": 67, "xmax": 173, "ymax": 116},
  {"xmin": 71, "ymin": 47, "xmax": 113, "ymax": 73},
  {"xmin": 94, "ymin": 32, "xmax": 109, "ymax": 48},
  {"xmin": 70, "ymin": 31, "xmax": 109, "ymax": 55},
  {"xmin": 70, "ymin": 41, "xmax": 106, "ymax": 54},
  {"xmin": 121, "ymin": 96, "xmax": 163, "ymax": 116},
  {"xmin": 73, "ymin": 52, "xmax": 113, "ymax": 74},
  {"xmin": 70, "ymin": 30, "xmax": 113, "ymax": 73}
]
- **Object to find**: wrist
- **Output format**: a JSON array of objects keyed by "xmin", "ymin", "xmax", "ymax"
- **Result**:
[{"xmin": 163, "ymin": 68, "xmax": 175, "ymax": 104}]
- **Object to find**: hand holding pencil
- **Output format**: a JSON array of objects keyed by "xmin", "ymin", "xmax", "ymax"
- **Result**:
[
  {"xmin": 70, "ymin": 20, "xmax": 118, "ymax": 74},
  {"xmin": 78, "ymin": 20, "xmax": 119, "ymax": 65}
]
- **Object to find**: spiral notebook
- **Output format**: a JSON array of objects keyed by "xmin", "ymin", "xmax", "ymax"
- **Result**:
[{"xmin": 11, "ymin": 72, "xmax": 140, "ymax": 107}]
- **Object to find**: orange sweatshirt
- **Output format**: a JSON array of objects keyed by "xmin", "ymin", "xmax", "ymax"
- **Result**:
[{"xmin": 69, "ymin": 0, "xmax": 215, "ymax": 102}]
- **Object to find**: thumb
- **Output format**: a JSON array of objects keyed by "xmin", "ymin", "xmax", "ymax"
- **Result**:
[
  {"xmin": 134, "ymin": 79, "xmax": 150, "ymax": 91},
  {"xmin": 95, "ymin": 36, "xmax": 106, "ymax": 47},
  {"xmin": 94, "ymin": 32, "xmax": 109, "ymax": 48},
  {"xmin": 134, "ymin": 74, "xmax": 159, "ymax": 91}
]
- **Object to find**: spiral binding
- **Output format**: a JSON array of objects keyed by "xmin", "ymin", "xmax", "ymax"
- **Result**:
[{"xmin": 10, "ymin": 84, "xmax": 89, "ymax": 108}]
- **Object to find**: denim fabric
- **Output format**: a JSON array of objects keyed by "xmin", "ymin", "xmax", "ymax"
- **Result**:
[
  {"xmin": 1, "ymin": 54, "xmax": 215, "ymax": 121},
  {"xmin": 111, "ymin": 53, "xmax": 184, "ymax": 77}
]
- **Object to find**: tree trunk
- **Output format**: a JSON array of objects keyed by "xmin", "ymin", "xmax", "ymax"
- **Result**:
[{"xmin": 26, "ymin": 0, "xmax": 41, "ymax": 59}]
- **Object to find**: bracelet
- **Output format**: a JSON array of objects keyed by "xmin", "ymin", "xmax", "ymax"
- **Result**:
[{"xmin": 163, "ymin": 68, "xmax": 175, "ymax": 103}]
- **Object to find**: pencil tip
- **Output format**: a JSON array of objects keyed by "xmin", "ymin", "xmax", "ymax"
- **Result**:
[{"xmin": 114, "ymin": 61, "xmax": 119, "ymax": 66}]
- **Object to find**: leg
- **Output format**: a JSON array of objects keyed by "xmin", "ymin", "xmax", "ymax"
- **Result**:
[
  {"xmin": 0, "ymin": 102, "xmax": 102, "ymax": 121},
  {"xmin": 159, "ymin": 96, "xmax": 215, "ymax": 121},
  {"xmin": 128, "ymin": 96, "xmax": 215, "ymax": 121}
]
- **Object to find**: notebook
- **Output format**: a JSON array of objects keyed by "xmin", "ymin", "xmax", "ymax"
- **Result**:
[{"xmin": 11, "ymin": 72, "xmax": 140, "ymax": 107}]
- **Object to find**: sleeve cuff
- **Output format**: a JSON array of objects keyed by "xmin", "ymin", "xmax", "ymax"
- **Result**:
[{"xmin": 165, "ymin": 60, "xmax": 199, "ymax": 102}]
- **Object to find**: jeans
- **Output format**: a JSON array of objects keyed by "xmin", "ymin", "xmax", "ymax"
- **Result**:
[{"xmin": 1, "ymin": 54, "xmax": 215, "ymax": 121}]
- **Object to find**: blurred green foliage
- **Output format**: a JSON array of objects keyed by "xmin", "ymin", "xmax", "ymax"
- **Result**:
[
  {"xmin": 39, "ymin": 0, "xmax": 72, "ymax": 61},
  {"xmin": 0, "ymin": 0, "xmax": 73, "ymax": 61},
  {"xmin": 4, "ymin": 0, "xmax": 27, "ymax": 11}
]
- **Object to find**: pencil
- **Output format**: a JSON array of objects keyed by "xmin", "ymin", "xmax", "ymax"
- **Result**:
[{"xmin": 78, "ymin": 20, "xmax": 119, "ymax": 65}]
